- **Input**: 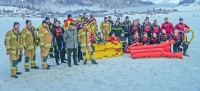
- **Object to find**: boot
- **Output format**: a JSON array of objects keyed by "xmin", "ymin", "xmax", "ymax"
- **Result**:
[
  {"xmin": 68, "ymin": 63, "xmax": 72, "ymax": 67},
  {"xmin": 56, "ymin": 62, "xmax": 60, "ymax": 65},
  {"xmin": 47, "ymin": 65, "xmax": 51, "ymax": 67},
  {"xmin": 84, "ymin": 60, "xmax": 87, "ymax": 65},
  {"xmin": 43, "ymin": 67, "xmax": 50, "ymax": 70},
  {"xmin": 11, "ymin": 75, "xmax": 18, "ymax": 78},
  {"xmin": 56, "ymin": 60, "xmax": 60, "ymax": 65},
  {"xmin": 91, "ymin": 60, "xmax": 98, "ymax": 65},
  {"xmin": 61, "ymin": 60, "xmax": 67, "ymax": 63},
  {"xmin": 74, "ymin": 62, "xmax": 79, "ymax": 66},
  {"xmin": 183, "ymin": 53, "xmax": 189, "ymax": 57},
  {"xmin": 16, "ymin": 72, "xmax": 22, "ymax": 75},
  {"xmin": 31, "ymin": 66, "xmax": 39, "ymax": 69},
  {"xmin": 25, "ymin": 69, "xmax": 30, "ymax": 72},
  {"xmin": 49, "ymin": 54, "xmax": 55, "ymax": 58}
]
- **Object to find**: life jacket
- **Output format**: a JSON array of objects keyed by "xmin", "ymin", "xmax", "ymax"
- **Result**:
[
  {"xmin": 131, "ymin": 25, "xmax": 138, "ymax": 33},
  {"xmin": 151, "ymin": 37, "xmax": 157, "ymax": 43},
  {"xmin": 173, "ymin": 34, "xmax": 179, "ymax": 41},
  {"xmin": 144, "ymin": 24, "xmax": 150, "ymax": 32},
  {"xmin": 90, "ymin": 33, "xmax": 95, "ymax": 43},
  {"xmin": 55, "ymin": 28, "xmax": 63, "ymax": 37},
  {"xmin": 111, "ymin": 37, "xmax": 120, "ymax": 44},
  {"xmin": 152, "ymin": 26, "xmax": 159, "ymax": 33},
  {"xmin": 161, "ymin": 34, "xmax": 168, "ymax": 39},
  {"xmin": 134, "ymin": 36, "xmax": 140, "ymax": 42},
  {"xmin": 142, "ymin": 37, "xmax": 148, "ymax": 43}
]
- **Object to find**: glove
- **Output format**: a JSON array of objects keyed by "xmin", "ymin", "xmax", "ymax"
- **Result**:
[
  {"xmin": 186, "ymin": 30, "xmax": 190, "ymax": 33},
  {"xmin": 18, "ymin": 52, "xmax": 22, "ymax": 63},
  {"xmin": 61, "ymin": 42, "xmax": 65, "ymax": 49}
]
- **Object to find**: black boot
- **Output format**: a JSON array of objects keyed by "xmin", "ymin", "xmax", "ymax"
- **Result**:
[
  {"xmin": 56, "ymin": 62, "xmax": 60, "ymax": 65},
  {"xmin": 61, "ymin": 60, "xmax": 67, "ymax": 63},
  {"xmin": 11, "ymin": 75, "xmax": 18, "ymax": 78},
  {"xmin": 47, "ymin": 65, "xmax": 51, "ymax": 67},
  {"xmin": 25, "ymin": 69, "xmax": 30, "ymax": 72},
  {"xmin": 43, "ymin": 67, "xmax": 50, "ymax": 70},
  {"xmin": 91, "ymin": 60, "xmax": 98, "ymax": 65},
  {"xmin": 16, "ymin": 72, "xmax": 22, "ymax": 75},
  {"xmin": 56, "ymin": 60, "xmax": 60, "ymax": 65},
  {"xmin": 50, "ymin": 55, "xmax": 55, "ymax": 58},
  {"xmin": 31, "ymin": 66, "xmax": 39, "ymax": 69},
  {"xmin": 84, "ymin": 60, "xmax": 87, "ymax": 65},
  {"xmin": 183, "ymin": 53, "xmax": 189, "ymax": 57},
  {"xmin": 68, "ymin": 63, "xmax": 72, "ymax": 67},
  {"xmin": 74, "ymin": 62, "xmax": 79, "ymax": 66}
]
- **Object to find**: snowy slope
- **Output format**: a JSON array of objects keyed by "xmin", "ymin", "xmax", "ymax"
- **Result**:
[
  {"xmin": 0, "ymin": 11, "xmax": 200, "ymax": 91},
  {"xmin": 141, "ymin": 0, "xmax": 180, "ymax": 4}
]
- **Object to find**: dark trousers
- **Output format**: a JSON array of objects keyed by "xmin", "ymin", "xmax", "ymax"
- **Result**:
[
  {"xmin": 173, "ymin": 43, "xmax": 188, "ymax": 54},
  {"xmin": 54, "ymin": 43, "xmax": 65, "ymax": 63},
  {"xmin": 78, "ymin": 46, "xmax": 82, "ymax": 61},
  {"xmin": 67, "ymin": 48, "xmax": 77, "ymax": 64},
  {"xmin": 49, "ymin": 47, "xmax": 54, "ymax": 57}
]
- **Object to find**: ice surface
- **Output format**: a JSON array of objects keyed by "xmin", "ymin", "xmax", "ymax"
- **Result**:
[{"xmin": 0, "ymin": 6, "xmax": 200, "ymax": 91}]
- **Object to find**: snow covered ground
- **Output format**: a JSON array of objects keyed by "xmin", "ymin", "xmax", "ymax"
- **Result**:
[{"xmin": 0, "ymin": 8, "xmax": 200, "ymax": 91}]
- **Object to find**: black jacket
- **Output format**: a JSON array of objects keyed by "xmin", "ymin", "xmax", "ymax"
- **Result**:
[
  {"xmin": 108, "ymin": 20, "xmax": 114, "ymax": 26},
  {"xmin": 122, "ymin": 20, "xmax": 131, "ymax": 34},
  {"xmin": 50, "ymin": 26, "xmax": 64, "ymax": 43},
  {"xmin": 150, "ymin": 37, "xmax": 160, "ymax": 44},
  {"xmin": 142, "ymin": 23, "xmax": 152, "ymax": 33},
  {"xmin": 129, "ymin": 36, "xmax": 141, "ymax": 44},
  {"xmin": 158, "ymin": 33, "xmax": 172, "ymax": 42},
  {"xmin": 130, "ymin": 24, "xmax": 142, "ymax": 36}
]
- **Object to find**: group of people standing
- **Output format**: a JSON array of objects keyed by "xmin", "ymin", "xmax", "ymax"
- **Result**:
[{"xmin": 4, "ymin": 13, "xmax": 190, "ymax": 78}]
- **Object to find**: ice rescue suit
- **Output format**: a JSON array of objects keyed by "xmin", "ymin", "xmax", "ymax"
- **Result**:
[
  {"xmin": 152, "ymin": 23, "xmax": 161, "ymax": 35},
  {"xmin": 142, "ymin": 23, "xmax": 152, "ymax": 38},
  {"xmin": 5, "ymin": 30, "xmax": 22, "ymax": 76},
  {"xmin": 78, "ymin": 28, "xmax": 94, "ymax": 61},
  {"xmin": 100, "ymin": 21, "xmax": 111, "ymax": 40},
  {"xmin": 174, "ymin": 23, "xmax": 190, "ymax": 38},
  {"xmin": 161, "ymin": 22, "xmax": 174, "ymax": 34},
  {"xmin": 21, "ymin": 26, "xmax": 38, "ymax": 69},
  {"xmin": 38, "ymin": 27, "xmax": 53, "ymax": 69}
]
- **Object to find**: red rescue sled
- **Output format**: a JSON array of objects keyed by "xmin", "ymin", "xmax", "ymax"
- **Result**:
[{"xmin": 129, "ymin": 40, "xmax": 174, "ymax": 50}]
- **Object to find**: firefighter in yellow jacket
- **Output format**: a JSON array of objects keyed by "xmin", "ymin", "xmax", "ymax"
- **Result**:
[
  {"xmin": 78, "ymin": 23, "xmax": 98, "ymax": 65},
  {"xmin": 100, "ymin": 17, "xmax": 111, "ymax": 40},
  {"xmin": 4, "ymin": 22, "xmax": 22, "ymax": 78},
  {"xmin": 21, "ymin": 20, "xmax": 39, "ymax": 72},
  {"xmin": 88, "ymin": 19, "xmax": 98, "ymax": 35},
  {"xmin": 38, "ymin": 20, "xmax": 52, "ymax": 70}
]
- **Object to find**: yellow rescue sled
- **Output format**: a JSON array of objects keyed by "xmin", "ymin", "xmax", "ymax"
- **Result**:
[{"xmin": 86, "ymin": 42, "xmax": 123, "ymax": 60}]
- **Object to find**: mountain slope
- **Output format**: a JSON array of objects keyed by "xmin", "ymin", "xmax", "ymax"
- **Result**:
[{"xmin": 0, "ymin": 0, "xmax": 154, "ymax": 8}]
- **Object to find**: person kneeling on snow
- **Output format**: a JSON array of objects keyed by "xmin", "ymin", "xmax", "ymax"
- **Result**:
[
  {"xmin": 141, "ymin": 32, "xmax": 150, "ymax": 45},
  {"xmin": 150, "ymin": 33, "xmax": 160, "ymax": 44},
  {"xmin": 119, "ymin": 32, "xmax": 128, "ymax": 52},
  {"xmin": 129, "ymin": 32, "xmax": 142, "ymax": 46},
  {"xmin": 94, "ymin": 32, "xmax": 105, "ymax": 44},
  {"xmin": 159, "ymin": 29, "xmax": 172, "ymax": 43},
  {"xmin": 106, "ymin": 32, "xmax": 120, "ymax": 45},
  {"xmin": 172, "ymin": 29, "xmax": 189, "ymax": 57}
]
